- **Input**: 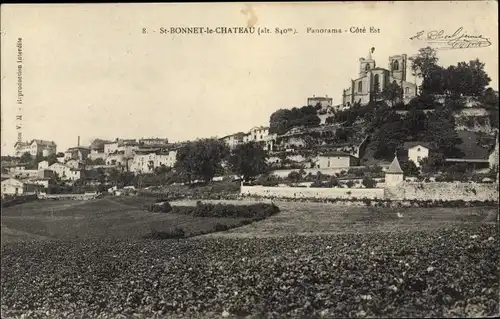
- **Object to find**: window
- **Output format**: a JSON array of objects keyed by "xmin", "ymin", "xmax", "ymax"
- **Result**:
[
  {"xmin": 392, "ymin": 60, "xmax": 399, "ymax": 71},
  {"xmin": 358, "ymin": 81, "xmax": 363, "ymax": 93},
  {"xmin": 365, "ymin": 64, "xmax": 371, "ymax": 71},
  {"xmin": 417, "ymin": 148, "xmax": 421, "ymax": 151},
  {"xmin": 417, "ymin": 156, "xmax": 422, "ymax": 162},
  {"xmin": 405, "ymin": 87, "xmax": 410, "ymax": 94},
  {"xmin": 328, "ymin": 160, "xmax": 331, "ymax": 167}
]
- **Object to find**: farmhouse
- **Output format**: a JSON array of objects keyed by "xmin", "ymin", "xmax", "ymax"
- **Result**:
[
  {"xmin": 403, "ymin": 142, "xmax": 432, "ymax": 168},
  {"xmin": 1, "ymin": 178, "xmax": 42, "ymax": 196},
  {"xmin": 65, "ymin": 147, "xmax": 91, "ymax": 161},
  {"xmin": 315, "ymin": 151, "xmax": 358, "ymax": 169},
  {"xmin": 221, "ymin": 132, "xmax": 246, "ymax": 149},
  {"xmin": 66, "ymin": 159, "xmax": 85, "ymax": 170},
  {"xmin": 49, "ymin": 163, "xmax": 72, "ymax": 180},
  {"xmin": 307, "ymin": 95, "xmax": 333, "ymax": 108},
  {"xmin": 14, "ymin": 139, "xmax": 57, "ymax": 157}
]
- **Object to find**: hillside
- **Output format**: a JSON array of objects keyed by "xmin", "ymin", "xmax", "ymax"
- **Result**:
[{"xmin": 268, "ymin": 92, "xmax": 498, "ymax": 166}]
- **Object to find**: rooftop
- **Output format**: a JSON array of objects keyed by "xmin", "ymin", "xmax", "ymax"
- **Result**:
[
  {"xmin": 386, "ymin": 156, "xmax": 404, "ymax": 174},
  {"xmin": 403, "ymin": 141, "xmax": 434, "ymax": 150},
  {"xmin": 319, "ymin": 151, "xmax": 352, "ymax": 157}
]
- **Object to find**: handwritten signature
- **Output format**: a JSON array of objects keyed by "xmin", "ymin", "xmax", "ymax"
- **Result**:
[{"xmin": 409, "ymin": 27, "xmax": 491, "ymax": 50}]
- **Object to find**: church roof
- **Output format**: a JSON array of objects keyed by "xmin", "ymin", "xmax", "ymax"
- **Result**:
[{"xmin": 386, "ymin": 156, "xmax": 404, "ymax": 174}]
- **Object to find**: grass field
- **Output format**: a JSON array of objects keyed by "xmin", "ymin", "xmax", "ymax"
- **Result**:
[
  {"xmin": 1, "ymin": 197, "xmax": 251, "ymax": 244},
  {"xmin": 1, "ymin": 197, "xmax": 499, "ymax": 318}
]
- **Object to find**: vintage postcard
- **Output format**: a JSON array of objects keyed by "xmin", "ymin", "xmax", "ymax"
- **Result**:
[{"xmin": 1, "ymin": 2, "xmax": 499, "ymax": 318}]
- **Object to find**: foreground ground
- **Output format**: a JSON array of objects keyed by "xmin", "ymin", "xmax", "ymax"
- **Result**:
[{"xmin": 1, "ymin": 198, "xmax": 499, "ymax": 318}]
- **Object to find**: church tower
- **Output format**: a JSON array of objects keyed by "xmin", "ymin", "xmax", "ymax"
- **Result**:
[
  {"xmin": 388, "ymin": 54, "xmax": 408, "ymax": 81},
  {"xmin": 359, "ymin": 47, "xmax": 376, "ymax": 78}
]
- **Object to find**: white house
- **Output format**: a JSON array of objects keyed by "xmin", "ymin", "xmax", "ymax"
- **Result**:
[
  {"xmin": 66, "ymin": 159, "xmax": 85, "ymax": 170},
  {"xmin": 244, "ymin": 126, "xmax": 269, "ymax": 143},
  {"xmin": 404, "ymin": 142, "xmax": 431, "ymax": 168},
  {"xmin": 48, "ymin": 163, "xmax": 72, "ymax": 180},
  {"xmin": 1, "ymin": 178, "xmax": 25, "ymax": 196},
  {"xmin": 37, "ymin": 160, "xmax": 49, "ymax": 170},
  {"xmin": 14, "ymin": 140, "xmax": 57, "ymax": 157},
  {"xmin": 221, "ymin": 132, "xmax": 246, "ymax": 149},
  {"xmin": 315, "ymin": 152, "xmax": 358, "ymax": 169}
]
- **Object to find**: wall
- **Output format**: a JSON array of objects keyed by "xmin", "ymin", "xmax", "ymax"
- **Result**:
[
  {"xmin": 241, "ymin": 185, "xmax": 384, "ymax": 200},
  {"xmin": 385, "ymin": 182, "xmax": 498, "ymax": 201},
  {"xmin": 241, "ymin": 181, "xmax": 498, "ymax": 202},
  {"xmin": 271, "ymin": 166, "xmax": 368, "ymax": 178},
  {"xmin": 38, "ymin": 193, "xmax": 98, "ymax": 200},
  {"xmin": 316, "ymin": 156, "xmax": 351, "ymax": 169}
]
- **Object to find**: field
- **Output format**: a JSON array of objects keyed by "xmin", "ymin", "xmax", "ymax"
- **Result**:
[
  {"xmin": 1, "ymin": 197, "xmax": 499, "ymax": 318},
  {"xmin": 1, "ymin": 197, "xmax": 252, "ymax": 243}
]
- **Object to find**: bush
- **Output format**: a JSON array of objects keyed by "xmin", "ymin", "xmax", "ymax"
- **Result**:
[
  {"xmin": 172, "ymin": 202, "xmax": 280, "ymax": 219},
  {"xmin": 146, "ymin": 201, "xmax": 172, "ymax": 213},
  {"xmin": 362, "ymin": 177, "xmax": 377, "ymax": 188},
  {"xmin": 147, "ymin": 227, "xmax": 185, "ymax": 239},
  {"xmin": 213, "ymin": 223, "xmax": 230, "ymax": 232}
]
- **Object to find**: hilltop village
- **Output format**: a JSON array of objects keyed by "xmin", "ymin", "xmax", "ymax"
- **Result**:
[{"xmin": 2, "ymin": 47, "xmax": 499, "ymax": 196}]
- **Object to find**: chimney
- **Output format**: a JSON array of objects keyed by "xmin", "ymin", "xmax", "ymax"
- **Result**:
[{"xmin": 77, "ymin": 136, "xmax": 80, "ymax": 147}]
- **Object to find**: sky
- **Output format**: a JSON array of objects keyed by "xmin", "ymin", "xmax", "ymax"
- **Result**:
[{"xmin": 1, "ymin": 2, "xmax": 498, "ymax": 155}]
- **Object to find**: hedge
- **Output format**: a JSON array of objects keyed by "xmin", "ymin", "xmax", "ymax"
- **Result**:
[{"xmin": 171, "ymin": 202, "xmax": 281, "ymax": 219}]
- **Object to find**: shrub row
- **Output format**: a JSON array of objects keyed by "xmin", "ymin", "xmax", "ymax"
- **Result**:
[
  {"xmin": 172, "ymin": 202, "xmax": 281, "ymax": 219},
  {"xmin": 145, "ymin": 219, "xmax": 255, "ymax": 240}
]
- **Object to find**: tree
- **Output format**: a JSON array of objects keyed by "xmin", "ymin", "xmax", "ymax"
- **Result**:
[
  {"xmin": 380, "ymin": 81, "xmax": 403, "ymax": 107},
  {"xmin": 409, "ymin": 47, "xmax": 439, "ymax": 88},
  {"xmin": 423, "ymin": 108, "xmax": 463, "ymax": 156},
  {"xmin": 227, "ymin": 142, "xmax": 269, "ymax": 182},
  {"xmin": 421, "ymin": 64, "xmax": 447, "ymax": 95},
  {"xmin": 269, "ymin": 106, "xmax": 321, "ymax": 135},
  {"xmin": 46, "ymin": 153, "xmax": 58, "ymax": 166},
  {"xmin": 371, "ymin": 79, "xmax": 381, "ymax": 102},
  {"xmin": 287, "ymin": 171, "xmax": 301, "ymax": 183},
  {"xmin": 175, "ymin": 138, "xmax": 229, "ymax": 184},
  {"xmin": 420, "ymin": 152, "xmax": 446, "ymax": 174},
  {"xmin": 19, "ymin": 152, "xmax": 32, "ymax": 164},
  {"xmin": 446, "ymin": 59, "xmax": 491, "ymax": 97},
  {"xmin": 90, "ymin": 138, "xmax": 109, "ymax": 151},
  {"xmin": 400, "ymin": 160, "xmax": 420, "ymax": 176},
  {"xmin": 362, "ymin": 177, "xmax": 377, "ymax": 188},
  {"xmin": 481, "ymin": 88, "xmax": 499, "ymax": 129}
]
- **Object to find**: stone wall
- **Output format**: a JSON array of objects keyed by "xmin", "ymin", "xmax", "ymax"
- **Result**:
[
  {"xmin": 241, "ymin": 182, "xmax": 498, "ymax": 202},
  {"xmin": 385, "ymin": 182, "xmax": 498, "ymax": 202},
  {"xmin": 240, "ymin": 185, "xmax": 384, "ymax": 200},
  {"xmin": 37, "ymin": 193, "xmax": 98, "ymax": 200}
]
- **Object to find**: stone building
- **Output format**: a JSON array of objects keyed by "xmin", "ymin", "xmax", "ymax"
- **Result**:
[
  {"xmin": 342, "ymin": 49, "xmax": 417, "ymax": 107},
  {"xmin": 385, "ymin": 155, "xmax": 404, "ymax": 186}
]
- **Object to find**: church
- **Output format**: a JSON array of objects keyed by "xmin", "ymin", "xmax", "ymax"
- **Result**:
[{"xmin": 341, "ymin": 48, "xmax": 418, "ymax": 107}]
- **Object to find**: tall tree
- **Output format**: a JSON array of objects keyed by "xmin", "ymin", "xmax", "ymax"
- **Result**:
[
  {"xmin": 175, "ymin": 138, "xmax": 229, "ymax": 183},
  {"xmin": 228, "ymin": 142, "xmax": 269, "ymax": 181},
  {"xmin": 423, "ymin": 108, "xmax": 462, "ymax": 157},
  {"xmin": 409, "ymin": 46, "xmax": 439, "ymax": 87},
  {"xmin": 90, "ymin": 138, "xmax": 109, "ymax": 151}
]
